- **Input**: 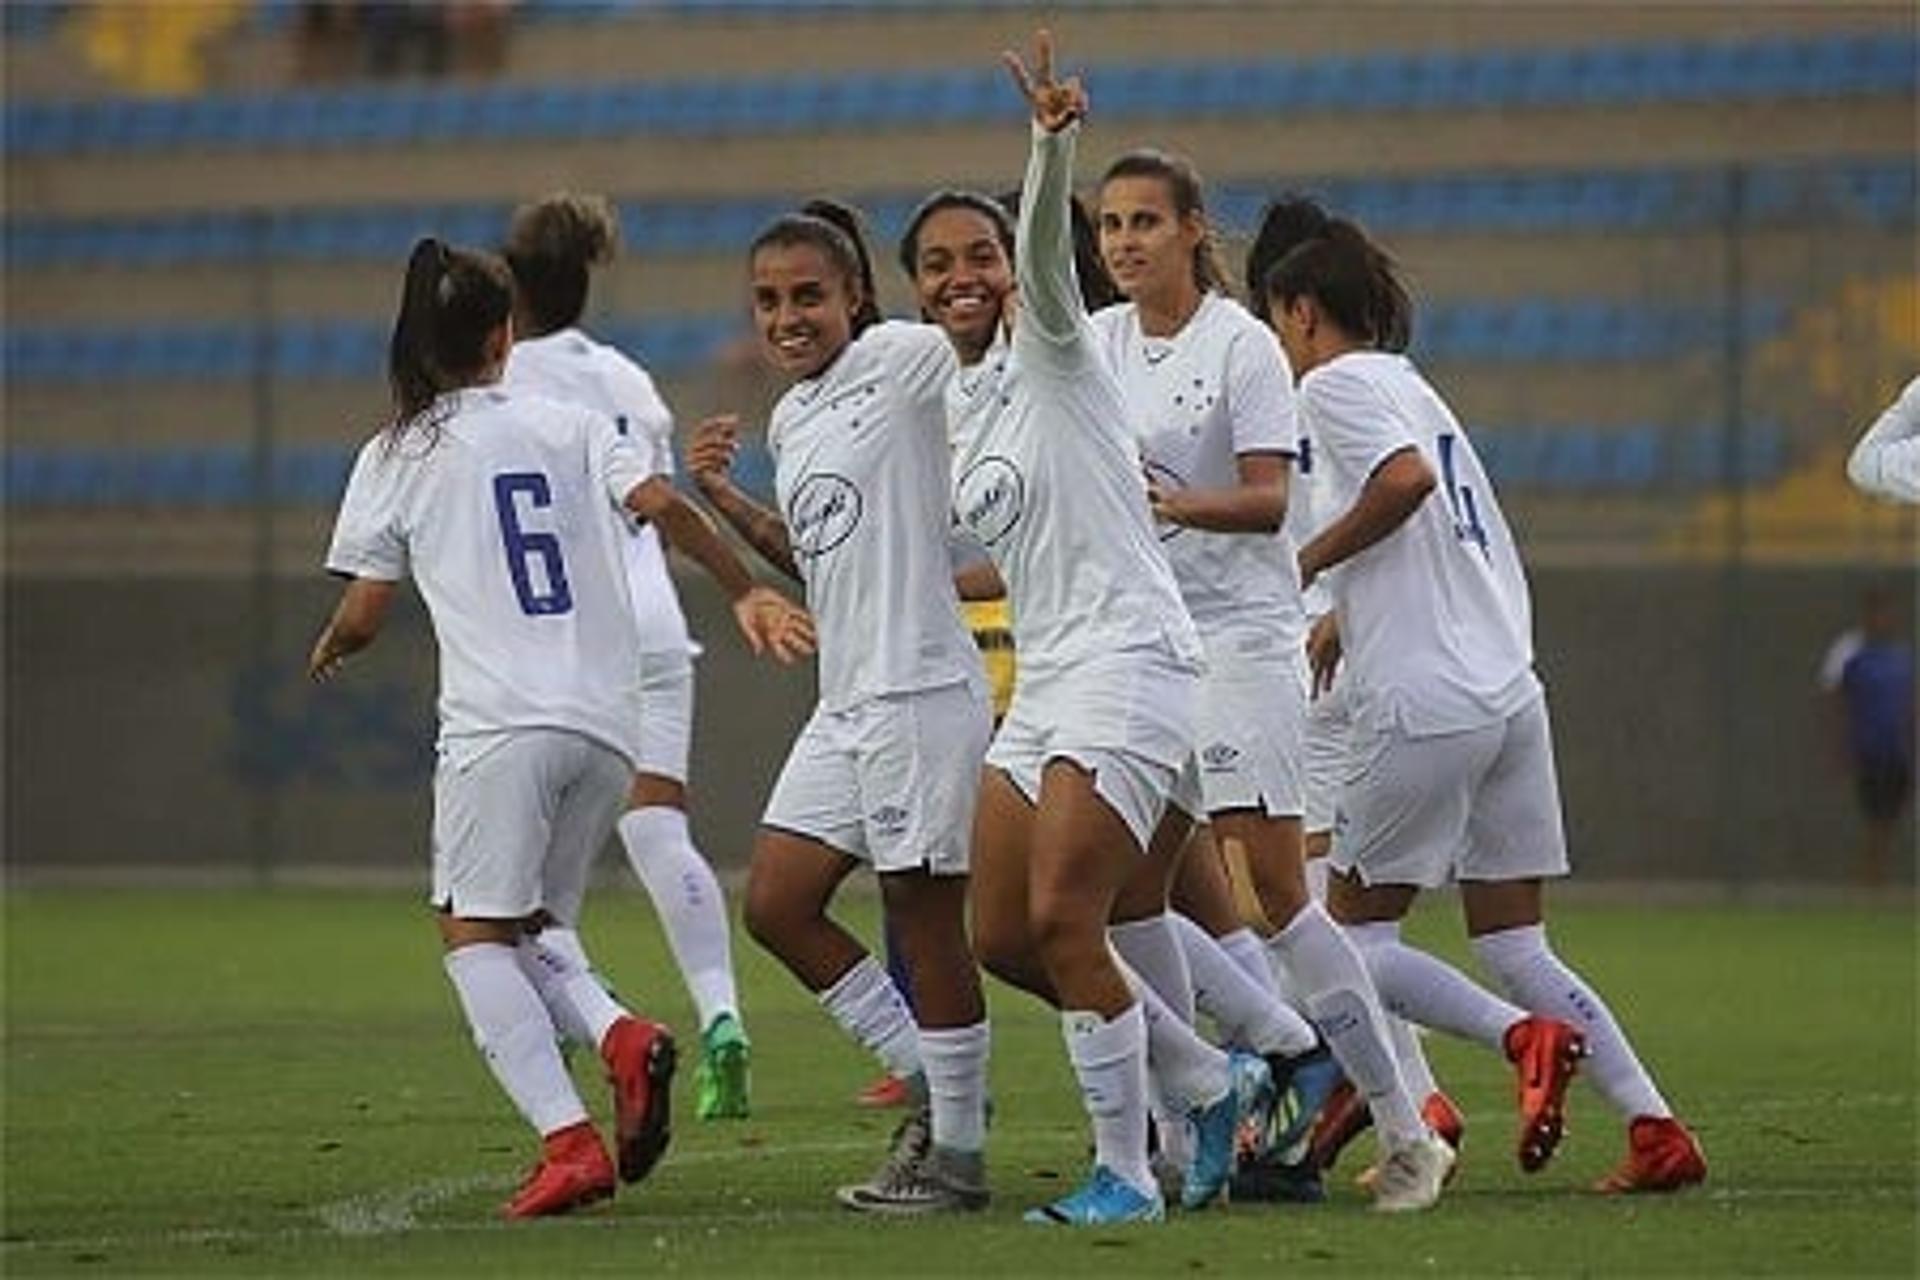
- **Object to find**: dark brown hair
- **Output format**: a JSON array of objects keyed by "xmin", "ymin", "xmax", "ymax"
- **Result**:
[{"xmin": 387, "ymin": 237, "xmax": 515, "ymax": 435}]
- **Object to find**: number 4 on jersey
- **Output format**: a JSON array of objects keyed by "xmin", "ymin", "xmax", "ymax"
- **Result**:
[
  {"xmin": 1436, "ymin": 432, "xmax": 1490, "ymax": 553},
  {"xmin": 493, "ymin": 471, "xmax": 574, "ymax": 615}
]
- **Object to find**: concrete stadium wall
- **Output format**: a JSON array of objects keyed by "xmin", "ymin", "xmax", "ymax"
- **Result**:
[{"xmin": 6, "ymin": 566, "xmax": 1911, "ymax": 885}]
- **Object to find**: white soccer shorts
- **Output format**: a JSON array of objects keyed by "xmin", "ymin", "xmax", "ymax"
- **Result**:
[
  {"xmin": 987, "ymin": 644, "xmax": 1198, "ymax": 851},
  {"xmin": 635, "ymin": 648, "xmax": 695, "ymax": 784},
  {"xmin": 1329, "ymin": 693, "xmax": 1572, "ymax": 890},
  {"xmin": 1302, "ymin": 677, "xmax": 1355, "ymax": 836},
  {"xmin": 761, "ymin": 679, "xmax": 991, "ymax": 875},
  {"xmin": 430, "ymin": 728, "xmax": 631, "ymax": 923},
  {"xmin": 1171, "ymin": 645, "xmax": 1308, "ymax": 821}
]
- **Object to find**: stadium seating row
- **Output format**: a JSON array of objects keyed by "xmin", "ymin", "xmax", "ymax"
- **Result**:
[
  {"xmin": 8, "ymin": 158, "xmax": 1910, "ymax": 269},
  {"xmin": 3, "ymin": 300, "xmax": 1789, "ymax": 383},
  {"xmin": 8, "ymin": 32, "xmax": 1911, "ymax": 155},
  {"xmin": 1, "ymin": 0, "xmax": 1148, "ymax": 41},
  {"xmin": 1, "ymin": 423, "xmax": 1786, "ymax": 509}
]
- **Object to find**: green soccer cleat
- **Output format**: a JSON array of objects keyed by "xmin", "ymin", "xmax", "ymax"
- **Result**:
[{"xmin": 694, "ymin": 1012, "xmax": 752, "ymax": 1120}]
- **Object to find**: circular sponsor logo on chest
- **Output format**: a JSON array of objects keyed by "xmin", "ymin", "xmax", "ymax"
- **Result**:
[
  {"xmin": 788, "ymin": 473, "xmax": 863, "ymax": 558},
  {"xmin": 956, "ymin": 456, "xmax": 1026, "ymax": 547}
]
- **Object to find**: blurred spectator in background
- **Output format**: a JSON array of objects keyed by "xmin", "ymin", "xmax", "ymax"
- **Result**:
[
  {"xmin": 296, "ymin": 0, "xmax": 513, "ymax": 82},
  {"xmin": 295, "ymin": 1, "xmax": 360, "ymax": 81},
  {"xmin": 1819, "ymin": 587, "xmax": 1916, "ymax": 886}
]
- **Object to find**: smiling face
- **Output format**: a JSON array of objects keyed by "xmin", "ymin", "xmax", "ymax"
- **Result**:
[
  {"xmin": 911, "ymin": 205, "xmax": 1014, "ymax": 363},
  {"xmin": 1098, "ymin": 174, "xmax": 1202, "ymax": 312},
  {"xmin": 750, "ymin": 241, "xmax": 859, "ymax": 381}
]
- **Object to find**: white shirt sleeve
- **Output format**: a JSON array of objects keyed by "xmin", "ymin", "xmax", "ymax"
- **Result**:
[
  {"xmin": 1223, "ymin": 325, "xmax": 1298, "ymax": 459},
  {"xmin": 1846, "ymin": 375, "xmax": 1920, "ymax": 504},
  {"xmin": 1303, "ymin": 362, "xmax": 1419, "ymax": 486},
  {"xmin": 590, "ymin": 411, "xmax": 655, "ymax": 511},
  {"xmin": 614, "ymin": 360, "xmax": 677, "ymax": 480},
  {"xmin": 893, "ymin": 323, "xmax": 961, "ymax": 422},
  {"xmin": 1013, "ymin": 121, "xmax": 1088, "ymax": 363},
  {"xmin": 324, "ymin": 437, "xmax": 407, "ymax": 581}
]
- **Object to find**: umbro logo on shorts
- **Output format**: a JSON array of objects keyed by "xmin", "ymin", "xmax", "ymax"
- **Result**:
[{"xmin": 870, "ymin": 805, "xmax": 910, "ymax": 835}]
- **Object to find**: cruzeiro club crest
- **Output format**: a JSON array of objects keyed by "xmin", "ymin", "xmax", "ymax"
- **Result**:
[
  {"xmin": 788, "ymin": 473, "xmax": 863, "ymax": 559},
  {"xmin": 956, "ymin": 456, "xmax": 1026, "ymax": 547}
]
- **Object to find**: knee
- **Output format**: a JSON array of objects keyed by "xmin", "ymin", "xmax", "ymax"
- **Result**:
[
  {"xmin": 970, "ymin": 908, "xmax": 1029, "ymax": 988},
  {"xmin": 742, "ymin": 861, "xmax": 800, "ymax": 955}
]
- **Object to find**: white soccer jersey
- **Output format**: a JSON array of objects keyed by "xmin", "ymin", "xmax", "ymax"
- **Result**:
[
  {"xmin": 504, "ymin": 328, "xmax": 696, "ymax": 657},
  {"xmin": 1298, "ymin": 351, "xmax": 1538, "ymax": 737},
  {"xmin": 325, "ymin": 386, "xmax": 651, "ymax": 765},
  {"xmin": 768, "ymin": 318, "xmax": 979, "ymax": 711},
  {"xmin": 948, "ymin": 123, "xmax": 1201, "ymax": 682},
  {"xmin": 1847, "ymin": 375, "xmax": 1920, "ymax": 504},
  {"xmin": 1092, "ymin": 292, "xmax": 1302, "ymax": 643}
]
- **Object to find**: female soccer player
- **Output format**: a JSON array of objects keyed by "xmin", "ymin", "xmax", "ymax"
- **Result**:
[
  {"xmin": 1089, "ymin": 152, "xmax": 1446, "ymax": 1212},
  {"xmin": 501, "ymin": 192, "xmax": 756, "ymax": 1121},
  {"xmin": 688, "ymin": 201, "xmax": 994, "ymax": 1215},
  {"xmin": 307, "ymin": 239, "xmax": 810, "ymax": 1218},
  {"xmin": 1244, "ymin": 196, "xmax": 1464, "ymax": 1186},
  {"xmin": 1264, "ymin": 209, "xmax": 1708, "ymax": 1193},
  {"xmin": 922, "ymin": 32, "xmax": 1237, "ymax": 1225}
]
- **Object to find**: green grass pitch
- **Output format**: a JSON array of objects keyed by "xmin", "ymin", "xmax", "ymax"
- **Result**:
[{"xmin": 3, "ymin": 888, "xmax": 1914, "ymax": 1276}]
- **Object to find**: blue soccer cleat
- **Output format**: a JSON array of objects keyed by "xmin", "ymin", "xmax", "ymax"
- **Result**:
[
  {"xmin": 1182, "ymin": 1051, "xmax": 1274, "ymax": 1210},
  {"xmin": 1024, "ymin": 1165, "xmax": 1165, "ymax": 1226},
  {"xmin": 1266, "ymin": 1044, "xmax": 1343, "ymax": 1162}
]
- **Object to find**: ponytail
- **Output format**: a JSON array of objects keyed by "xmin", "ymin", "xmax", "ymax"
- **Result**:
[{"xmin": 386, "ymin": 236, "xmax": 515, "ymax": 438}]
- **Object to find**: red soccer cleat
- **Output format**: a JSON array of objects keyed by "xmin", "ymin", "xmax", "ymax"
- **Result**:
[
  {"xmin": 502, "ymin": 1122, "xmax": 615, "ymax": 1219},
  {"xmin": 1595, "ymin": 1116, "xmax": 1708, "ymax": 1194},
  {"xmin": 1424, "ymin": 1090, "xmax": 1465, "ymax": 1152},
  {"xmin": 601, "ymin": 1016, "xmax": 676, "ymax": 1184},
  {"xmin": 1503, "ymin": 1015, "xmax": 1586, "ymax": 1173},
  {"xmin": 1306, "ymin": 1078, "xmax": 1373, "ymax": 1173},
  {"xmin": 855, "ymin": 1073, "xmax": 913, "ymax": 1109}
]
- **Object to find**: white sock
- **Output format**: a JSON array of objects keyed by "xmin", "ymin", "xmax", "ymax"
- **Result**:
[
  {"xmin": 520, "ymin": 928, "xmax": 629, "ymax": 1050},
  {"xmin": 1119, "ymin": 955, "xmax": 1230, "ymax": 1114},
  {"xmin": 618, "ymin": 807, "xmax": 740, "ymax": 1032},
  {"xmin": 1388, "ymin": 1014, "xmax": 1440, "ymax": 1102},
  {"xmin": 1063, "ymin": 1004, "xmax": 1155, "ymax": 1197},
  {"xmin": 1218, "ymin": 927, "xmax": 1281, "ymax": 997},
  {"xmin": 919, "ymin": 1022, "xmax": 990, "ymax": 1154},
  {"xmin": 1170, "ymin": 912, "xmax": 1317, "ymax": 1057},
  {"xmin": 1108, "ymin": 915, "xmax": 1196, "ymax": 1022},
  {"xmin": 1473, "ymin": 924, "xmax": 1672, "ymax": 1120},
  {"xmin": 1269, "ymin": 904, "xmax": 1425, "ymax": 1149},
  {"xmin": 1345, "ymin": 919, "xmax": 1523, "ymax": 1052},
  {"xmin": 1302, "ymin": 856, "xmax": 1331, "ymax": 902},
  {"xmin": 820, "ymin": 954, "xmax": 924, "ymax": 1085},
  {"xmin": 443, "ymin": 943, "xmax": 588, "ymax": 1136}
]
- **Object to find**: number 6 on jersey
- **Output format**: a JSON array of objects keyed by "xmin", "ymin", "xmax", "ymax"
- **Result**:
[{"xmin": 493, "ymin": 471, "xmax": 574, "ymax": 615}]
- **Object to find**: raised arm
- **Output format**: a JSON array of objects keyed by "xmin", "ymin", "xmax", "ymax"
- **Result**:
[
  {"xmin": 685, "ymin": 413, "xmax": 803, "ymax": 583},
  {"xmin": 1003, "ymin": 29, "xmax": 1089, "ymax": 348}
]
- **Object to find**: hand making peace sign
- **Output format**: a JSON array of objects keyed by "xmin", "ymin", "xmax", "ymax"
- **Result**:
[{"xmin": 1002, "ymin": 28, "xmax": 1087, "ymax": 134}]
